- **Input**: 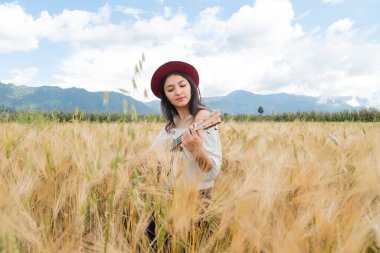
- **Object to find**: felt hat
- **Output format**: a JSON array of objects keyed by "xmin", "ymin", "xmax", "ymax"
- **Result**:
[{"xmin": 150, "ymin": 61, "xmax": 199, "ymax": 99}]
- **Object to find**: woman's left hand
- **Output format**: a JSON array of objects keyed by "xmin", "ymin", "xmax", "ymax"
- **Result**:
[{"xmin": 181, "ymin": 127, "xmax": 203, "ymax": 155}]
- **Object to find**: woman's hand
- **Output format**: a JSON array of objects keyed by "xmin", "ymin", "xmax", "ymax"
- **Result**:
[
  {"xmin": 181, "ymin": 127, "xmax": 214, "ymax": 172},
  {"xmin": 181, "ymin": 127, "xmax": 203, "ymax": 156}
]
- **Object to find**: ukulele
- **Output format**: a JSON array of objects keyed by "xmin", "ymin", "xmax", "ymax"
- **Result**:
[{"xmin": 171, "ymin": 110, "xmax": 222, "ymax": 152}]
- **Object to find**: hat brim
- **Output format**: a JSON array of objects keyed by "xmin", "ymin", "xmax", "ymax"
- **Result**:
[{"xmin": 151, "ymin": 61, "xmax": 199, "ymax": 99}]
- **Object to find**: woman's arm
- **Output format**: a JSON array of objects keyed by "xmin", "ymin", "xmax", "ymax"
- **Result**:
[
  {"xmin": 181, "ymin": 127, "xmax": 215, "ymax": 172},
  {"xmin": 181, "ymin": 109, "xmax": 218, "ymax": 172}
]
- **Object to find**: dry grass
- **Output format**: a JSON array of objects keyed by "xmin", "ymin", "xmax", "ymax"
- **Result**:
[{"xmin": 0, "ymin": 121, "xmax": 379, "ymax": 253}]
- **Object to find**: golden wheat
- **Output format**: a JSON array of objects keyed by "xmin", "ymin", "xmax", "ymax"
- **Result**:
[{"xmin": 0, "ymin": 121, "xmax": 379, "ymax": 252}]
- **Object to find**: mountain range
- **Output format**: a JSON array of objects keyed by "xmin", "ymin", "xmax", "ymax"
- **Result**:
[{"xmin": 0, "ymin": 82, "xmax": 370, "ymax": 115}]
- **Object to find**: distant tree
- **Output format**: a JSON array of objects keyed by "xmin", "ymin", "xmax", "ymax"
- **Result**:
[{"xmin": 258, "ymin": 106, "xmax": 264, "ymax": 115}]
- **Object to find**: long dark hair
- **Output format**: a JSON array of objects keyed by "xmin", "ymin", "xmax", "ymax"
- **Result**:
[{"xmin": 159, "ymin": 72, "xmax": 207, "ymax": 132}]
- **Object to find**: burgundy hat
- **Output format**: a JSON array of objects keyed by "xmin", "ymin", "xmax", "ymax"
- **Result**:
[{"xmin": 150, "ymin": 61, "xmax": 199, "ymax": 99}]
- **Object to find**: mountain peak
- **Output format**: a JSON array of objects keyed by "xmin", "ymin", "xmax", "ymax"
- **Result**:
[
  {"xmin": 347, "ymin": 96, "xmax": 360, "ymax": 107},
  {"xmin": 228, "ymin": 90, "xmax": 254, "ymax": 96}
]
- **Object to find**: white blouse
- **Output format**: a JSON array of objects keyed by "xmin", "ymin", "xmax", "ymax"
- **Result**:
[{"xmin": 152, "ymin": 126, "xmax": 222, "ymax": 190}]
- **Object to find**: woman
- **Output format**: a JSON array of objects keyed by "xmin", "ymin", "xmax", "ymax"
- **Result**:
[
  {"xmin": 147, "ymin": 60, "xmax": 222, "ymax": 248},
  {"xmin": 150, "ymin": 60, "xmax": 222, "ymax": 193}
]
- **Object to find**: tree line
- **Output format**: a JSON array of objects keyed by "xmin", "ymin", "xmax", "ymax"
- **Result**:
[
  {"xmin": 1, "ymin": 108, "xmax": 380, "ymax": 123},
  {"xmin": 223, "ymin": 108, "xmax": 380, "ymax": 122}
]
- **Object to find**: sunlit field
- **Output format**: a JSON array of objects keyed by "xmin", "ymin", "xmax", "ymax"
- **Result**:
[{"xmin": 1, "ymin": 121, "xmax": 379, "ymax": 253}]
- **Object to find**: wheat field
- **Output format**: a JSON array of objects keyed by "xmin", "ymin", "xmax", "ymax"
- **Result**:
[{"xmin": 0, "ymin": 121, "xmax": 379, "ymax": 253}]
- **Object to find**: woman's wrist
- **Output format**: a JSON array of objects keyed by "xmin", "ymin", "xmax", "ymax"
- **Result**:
[{"xmin": 192, "ymin": 149, "xmax": 214, "ymax": 172}]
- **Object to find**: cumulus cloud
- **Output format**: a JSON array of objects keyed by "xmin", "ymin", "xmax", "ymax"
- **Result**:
[
  {"xmin": 0, "ymin": 3, "xmax": 120, "ymax": 52},
  {"xmin": 4, "ymin": 67, "xmax": 39, "ymax": 85},
  {"xmin": 297, "ymin": 11, "xmax": 310, "ymax": 20},
  {"xmin": 114, "ymin": 6, "xmax": 144, "ymax": 19},
  {"xmin": 225, "ymin": 0, "xmax": 304, "ymax": 49},
  {"xmin": 327, "ymin": 18, "xmax": 354, "ymax": 35},
  {"xmin": 0, "ymin": 3, "xmax": 39, "ymax": 53},
  {"xmin": 132, "ymin": 14, "xmax": 188, "ymax": 42},
  {"xmin": 35, "ymin": 5, "xmax": 119, "ymax": 45}
]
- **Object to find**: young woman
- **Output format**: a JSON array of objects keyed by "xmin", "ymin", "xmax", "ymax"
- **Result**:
[
  {"xmin": 147, "ymin": 61, "xmax": 222, "ymax": 248},
  {"xmin": 150, "ymin": 60, "xmax": 222, "ymax": 192}
]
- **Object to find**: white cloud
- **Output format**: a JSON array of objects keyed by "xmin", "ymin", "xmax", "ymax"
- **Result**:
[
  {"xmin": 53, "ymin": 46, "xmax": 142, "ymax": 91},
  {"xmin": 225, "ymin": 0, "xmax": 304, "ymax": 49},
  {"xmin": 191, "ymin": 7, "xmax": 226, "ymax": 55},
  {"xmin": 297, "ymin": 11, "xmax": 310, "ymax": 20},
  {"xmin": 115, "ymin": 6, "xmax": 144, "ymax": 19},
  {"xmin": 327, "ymin": 18, "xmax": 354, "ymax": 35},
  {"xmin": 4, "ymin": 67, "xmax": 39, "ymax": 85},
  {"xmin": 163, "ymin": 6, "xmax": 173, "ymax": 18},
  {"xmin": 0, "ymin": 3, "xmax": 39, "ymax": 53},
  {"xmin": 0, "ymin": 3, "xmax": 119, "ymax": 52},
  {"xmin": 36, "ymin": 5, "xmax": 119, "ymax": 45},
  {"xmin": 131, "ymin": 14, "xmax": 188, "ymax": 42},
  {"xmin": 321, "ymin": 0, "xmax": 344, "ymax": 4}
]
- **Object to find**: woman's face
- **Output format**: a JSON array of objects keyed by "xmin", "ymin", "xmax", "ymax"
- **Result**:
[{"xmin": 164, "ymin": 74, "xmax": 192, "ymax": 109}]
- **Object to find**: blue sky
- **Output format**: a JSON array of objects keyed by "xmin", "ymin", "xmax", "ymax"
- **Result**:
[{"xmin": 1, "ymin": 0, "xmax": 380, "ymax": 108}]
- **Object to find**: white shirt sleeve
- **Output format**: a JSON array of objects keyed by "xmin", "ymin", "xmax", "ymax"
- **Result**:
[
  {"xmin": 148, "ymin": 128, "xmax": 169, "ymax": 151},
  {"xmin": 200, "ymin": 128, "xmax": 222, "ymax": 182}
]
